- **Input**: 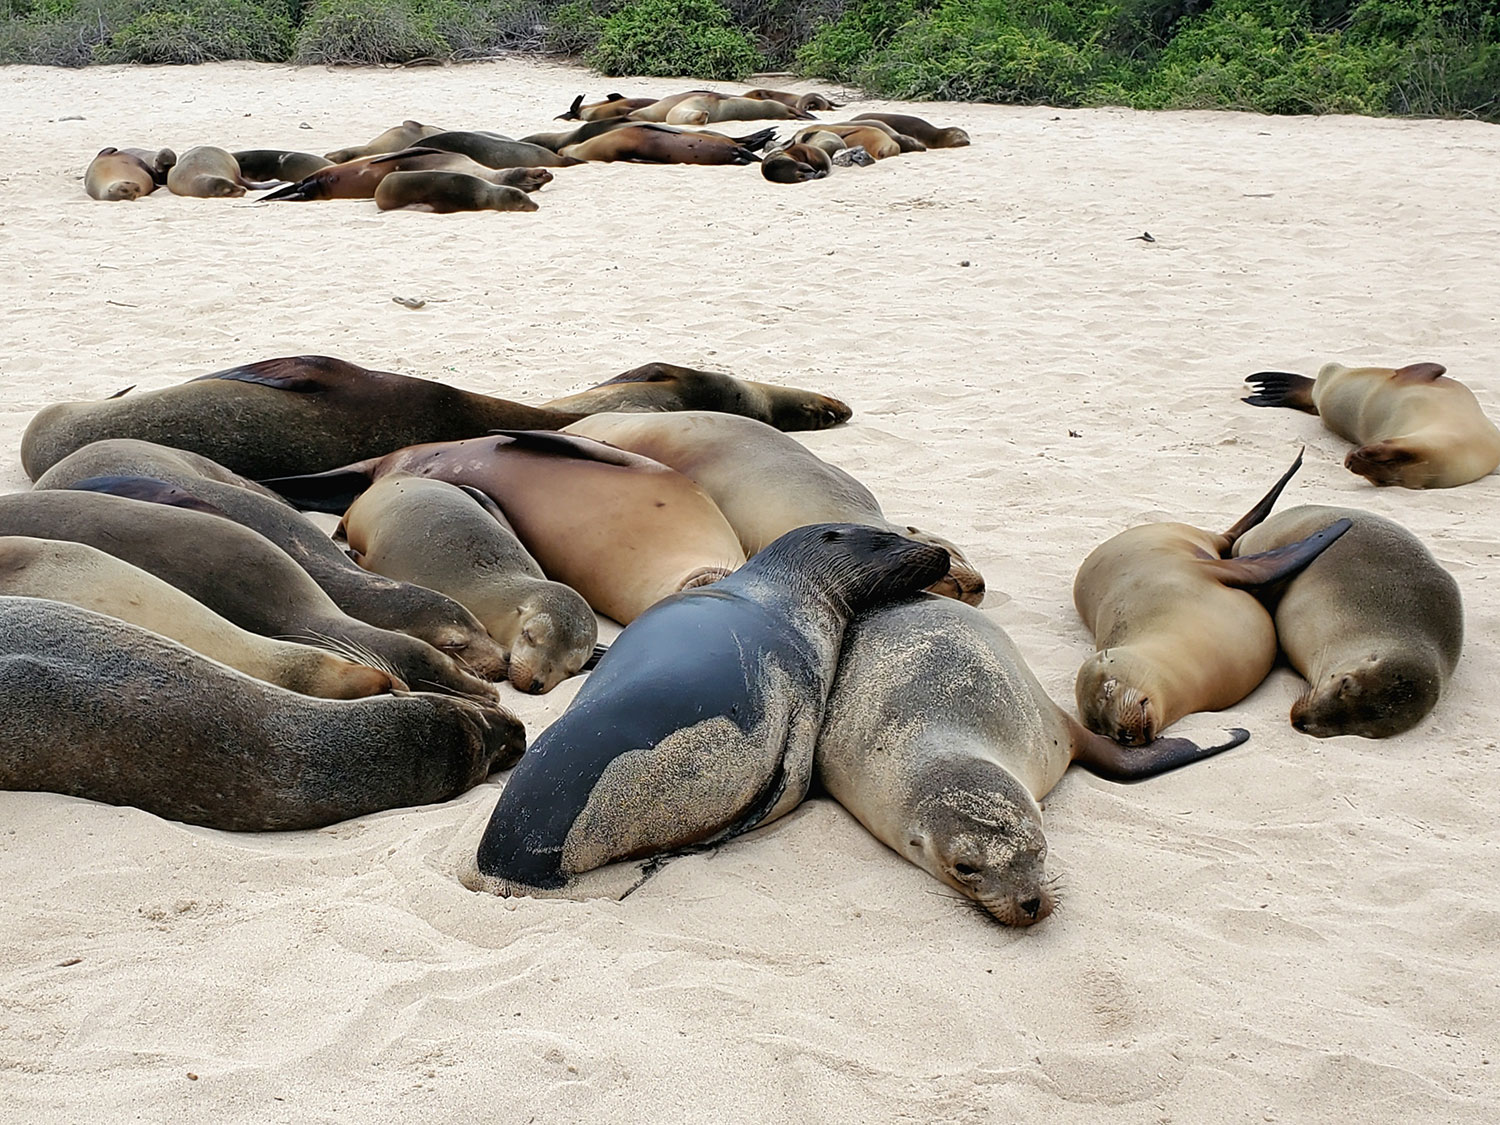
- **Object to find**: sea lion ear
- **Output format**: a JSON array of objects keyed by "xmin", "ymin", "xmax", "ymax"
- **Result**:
[{"xmin": 1394, "ymin": 362, "xmax": 1446, "ymax": 383}]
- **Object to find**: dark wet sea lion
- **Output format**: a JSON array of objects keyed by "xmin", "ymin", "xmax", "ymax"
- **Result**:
[
  {"xmin": 20, "ymin": 354, "xmax": 584, "ymax": 481},
  {"xmin": 461, "ymin": 524, "xmax": 951, "ymax": 899},
  {"xmin": 374, "ymin": 172, "xmax": 539, "ymax": 214},
  {"xmin": 849, "ymin": 112, "xmax": 970, "ymax": 148},
  {"xmin": 324, "ymin": 120, "xmax": 444, "ymax": 164},
  {"xmin": 0, "ymin": 597, "xmax": 522, "ymax": 831},
  {"xmin": 231, "ymin": 149, "xmax": 332, "ymax": 182},
  {"xmin": 259, "ymin": 148, "xmax": 550, "ymax": 203}
]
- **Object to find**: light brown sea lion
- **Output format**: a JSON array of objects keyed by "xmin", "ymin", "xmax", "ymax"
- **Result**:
[
  {"xmin": 20, "ymin": 354, "xmax": 584, "ymax": 481},
  {"xmin": 1233, "ymin": 505, "xmax": 1463, "ymax": 738},
  {"xmin": 414, "ymin": 131, "xmax": 583, "ymax": 169},
  {"xmin": 793, "ymin": 124, "xmax": 901, "ymax": 160},
  {"xmin": 374, "ymin": 171, "xmax": 539, "ymax": 214},
  {"xmin": 0, "ymin": 536, "xmax": 400, "ymax": 700},
  {"xmin": 341, "ymin": 475, "xmax": 597, "ymax": 693},
  {"xmin": 0, "ymin": 597, "xmax": 523, "ymax": 831},
  {"xmin": 817, "ymin": 595, "xmax": 1248, "ymax": 925},
  {"xmin": 1243, "ymin": 361, "xmax": 1500, "ymax": 488},
  {"xmin": 761, "ymin": 143, "xmax": 832, "ymax": 183},
  {"xmin": 0, "ymin": 486, "xmax": 499, "ymax": 699},
  {"xmin": 561, "ymin": 411, "xmax": 982, "ymax": 604},
  {"xmin": 166, "ymin": 146, "xmax": 276, "ymax": 198},
  {"xmin": 621, "ymin": 90, "xmax": 718, "ymax": 122},
  {"xmin": 1073, "ymin": 454, "xmax": 1353, "ymax": 745},
  {"xmin": 230, "ymin": 149, "xmax": 332, "ymax": 182},
  {"xmin": 849, "ymin": 112, "xmax": 970, "ymax": 148},
  {"xmin": 743, "ymin": 89, "xmax": 842, "ymax": 112},
  {"xmin": 259, "ymin": 148, "xmax": 551, "ymax": 203},
  {"xmin": 324, "ymin": 120, "xmax": 444, "ymax": 164},
  {"xmin": 543, "ymin": 361, "xmax": 851, "ymax": 431},
  {"xmin": 637, "ymin": 93, "xmax": 815, "ymax": 125},
  {"xmin": 559, "ymin": 123, "xmax": 772, "ymax": 165},
  {"xmin": 84, "ymin": 146, "xmax": 174, "ymax": 200},
  {"xmin": 35, "ymin": 442, "xmax": 511, "ymax": 678},
  {"xmin": 556, "ymin": 93, "xmax": 659, "ymax": 121},
  {"xmin": 264, "ymin": 431, "xmax": 747, "ymax": 626}
]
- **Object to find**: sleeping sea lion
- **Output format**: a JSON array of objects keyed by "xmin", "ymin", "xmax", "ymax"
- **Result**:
[
  {"xmin": 620, "ymin": 90, "xmax": 718, "ymax": 122},
  {"xmin": 166, "ymin": 146, "xmax": 276, "ymax": 198},
  {"xmin": 793, "ymin": 124, "xmax": 902, "ymax": 160},
  {"xmin": 635, "ymin": 93, "xmax": 815, "ymax": 125},
  {"xmin": 324, "ymin": 120, "xmax": 444, "ymax": 164},
  {"xmin": 519, "ymin": 119, "xmax": 637, "ymax": 153},
  {"xmin": 259, "ymin": 149, "xmax": 552, "ymax": 203},
  {"xmin": 84, "ymin": 146, "xmax": 174, "ymax": 200},
  {"xmin": 1243, "ymin": 361, "xmax": 1500, "ymax": 488},
  {"xmin": 1233, "ymin": 505, "xmax": 1463, "ymax": 738},
  {"xmin": 374, "ymin": 172, "xmax": 539, "ymax": 214},
  {"xmin": 231, "ymin": 149, "xmax": 332, "ymax": 182},
  {"xmin": 848, "ymin": 112, "xmax": 970, "ymax": 148},
  {"xmin": 559, "ymin": 124, "xmax": 772, "ymax": 165},
  {"xmin": 761, "ymin": 143, "xmax": 832, "ymax": 183},
  {"xmin": 0, "ymin": 597, "xmax": 522, "ymax": 831},
  {"xmin": 817, "ymin": 595, "xmax": 1249, "ymax": 925},
  {"xmin": 20, "ymin": 354, "xmax": 584, "ymax": 481},
  {"xmin": 556, "ymin": 93, "xmax": 658, "ymax": 121},
  {"xmin": 460, "ymin": 524, "xmax": 951, "ymax": 899},
  {"xmin": 413, "ymin": 131, "xmax": 582, "ymax": 169},
  {"xmin": 543, "ymin": 361, "xmax": 850, "ymax": 430},
  {"xmin": 743, "ymin": 89, "xmax": 841, "ymax": 112}
]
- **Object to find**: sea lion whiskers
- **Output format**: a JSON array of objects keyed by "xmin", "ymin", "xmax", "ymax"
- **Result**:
[{"xmin": 281, "ymin": 629, "xmax": 406, "ymax": 688}]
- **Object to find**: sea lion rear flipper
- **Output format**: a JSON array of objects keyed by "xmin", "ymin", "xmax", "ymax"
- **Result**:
[
  {"xmin": 257, "ymin": 180, "xmax": 315, "ymax": 202},
  {"xmin": 1221, "ymin": 448, "xmax": 1305, "ymax": 544},
  {"xmin": 559, "ymin": 95, "xmax": 584, "ymax": 120},
  {"xmin": 260, "ymin": 466, "xmax": 378, "ymax": 514},
  {"xmin": 191, "ymin": 356, "xmax": 344, "ymax": 393},
  {"xmin": 1206, "ymin": 517, "xmax": 1352, "ymax": 589},
  {"xmin": 485, "ymin": 429, "xmax": 643, "ymax": 468},
  {"xmin": 732, "ymin": 128, "xmax": 779, "ymax": 152},
  {"xmin": 61, "ymin": 474, "xmax": 231, "ymax": 518},
  {"xmin": 1243, "ymin": 371, "xmax": 1318, "ymax": 412},
  {"xmin": 1073, "ymin": 723, "xmax": 1249, "ymax": 782}
]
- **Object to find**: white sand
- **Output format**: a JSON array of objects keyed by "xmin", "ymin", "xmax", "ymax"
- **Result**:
[{"xmin": 1, "ymin": 58, "xmax": 1497, "ymax": 1122}]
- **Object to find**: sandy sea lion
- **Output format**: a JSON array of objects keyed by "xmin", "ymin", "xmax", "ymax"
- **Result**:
[
  {"xmin": 621, "ymin": 90, "xmax": 717, "ymax": 122},
  {"xmin": 1244, "ymin": 361, "xmax": 1500, "ymax": 488},
  {"xmin": 793, "ymin": 124, "xmax": 902, "ymax": 160},
  {"xmin": 413, "ymin": 131, "xmax": 582, "ymax": 169},
  {"xmin": 231, "ymin": 149, "xmax": 332, "ymax": 182},
  {"xmin": 0, "ymin": 597, "xmax": 522, "ymax": 831},
  {"xmin": 562, "ymin": 411, "xmax": 983, "ymax": 604},
  {"xmin": 818, "ymin": 595, "xmax": 1249, "ymax": 925},
  {"xmin": 645, "ymin": 93, "xmax": 815, "ymax": 125},
  {"xmin": 520, "ymin": 118, "xmax": 637, "ymax": 153},
  {"xmin": 166, "ymin": 146, "xmax": 275, "ymax": 198},
  {"xmin": 1073, "ymin": 455, "xmax": 1353, "ymax": 745},
  {"xmin": 35, "ymin": 442, "xmax": 509, "ymax": 677},
  {"xmin": 374, "ymin": 171, "xmax": 539, "ymax": 214},
  {"xmin": 761, "ymin": 143, "xmax": 832, "ymax": 183},
  {"xmin": 849, "ymin": 112, "xmax": 970, "ymax": 148},
  {"xmin": 324, "ymin": 120, "xmax": 444, "ymax": 164},
  {"xmin": 265, "ymin": 431, "xmax": 747, "ymax": 626},
  {"xmin": 560, "ymin": 124, "xmax": 772, "ymax": 165},
  {"xmin": 20, "ymin": 354, "xmax": 584, "ymax": 481},
  {"xmin": 797, "ymin": 131, "xmax": 849, "ymax": 156},
  {"xmin": 84, "ymin": 146, "xmax": 174, "ymax": 200},
  {"xmin": 259, "ymin": 149, "xmax": 551, "ymax": 203},
  {"xmin": 461, "ymin": 524, "xmax": 952, "ymax": 899},
  {"xmin": 743, "ymin": 89, "xmax": 841, "ymax": 112},
  {"xmin": 0, "ymin": 486, "xmax": 498, "ymax": 699},
  {"xmin": 341, "ymin": 475, "xmax": 597, "ymax": 693},
  {"xmin": 556, "ymin": 93, "xmax": 659, "ymax": 121},
  {"xmin": 1233, "ymin": 505, "xmax": 1463, "ymax": 738},
  {"xmin": 0, "ymin": 536, "xmax": 400, "ymax": 700},
  {"xmin": 544, "ymin": 361, "xmax": 851, "ymax": 430}
]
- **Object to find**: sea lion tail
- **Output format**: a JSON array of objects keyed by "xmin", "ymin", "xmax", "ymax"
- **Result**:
[
  {"xmin": 1221, "ymin": 447, "xmax": 1304, "ymax": 544},
  {"xmin": 1072, "ymin": 722, "xmax": 1249, "ymax": 782},
  {"xmin": 259, "ymin": 467, "xmax": 376, "ymax": 514},
  {"xmin": 1243, "ymin": 370, "xmax": 1318, "ymax": 412},
  {"xmin": 731, "ymin": 127, "xmax": 779, "ymax": 152},
  {"xmin": 558, "ymin": 95, "xmax": 584, "ymax": 121},
  {"xmin": 257, "ymin": 180, "xmax": 315, "ymax": 202}
]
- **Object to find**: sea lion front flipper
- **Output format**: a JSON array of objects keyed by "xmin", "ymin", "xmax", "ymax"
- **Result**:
[
  {"xmin": 455, "ymin": 484, "xmax": 519, "ymax": 534},
  {"xmin": 485, "ymin": 429, "xmax": 643, "ymax": 468},
  {"xmin": 107, "ymin": 384, "xmax": 135, "ymax": 400},
  {"xmin": 1221, "ymin": 448, "xmax": 1305, "ymax": 544},
  {"xmin": 61, "ymin": 474, "xmax": 232, "ymax": 518},
  {"xmin": 1345, "ymin": 441, "xmax": 1419, "ymax": 482},
  {"xmin": 590, "ymin": 361, "xmax": 690, "ymax": 387},
  {"xmin": 191, "ymin": 356, "xmax": 350, "ymax": 392},
  {"xmin": 367, "ymin": 147, "xmax": 446, "ymax": 166},
  {"xmin": 1243, "ymin": 371, "xmax": 1318, "ymax": 412},
  {"xmin": 1073, "ymin": 722, "xmax": 1249, "ymax": 782},
  {"xmin": 260, "ymin": 465, "xmax": 379, "ymax": 514},
  {"xmin": 1205, "ymin": 518, "xmax": 1352, "ymax": 589},
  {"xmin": 582, "ymin": 643, "xmax": 608, "ymax": 671},
  {"xmin": 1394, "ymin": 362, "xmax": 1448, "ymax": 384}
]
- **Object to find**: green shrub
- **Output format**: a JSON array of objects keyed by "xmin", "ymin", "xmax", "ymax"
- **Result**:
[
  {"xmin": 587, "ymin": 0, "xmax": 763, "ymax": 79},
  {"xmin": 544, "ymin": 0, "xmax": 609, "ymax": 54},
  {"xmin": 292, "ymin": 0, "xmax": 450, "ymax": 64},
  {"xmin": 796, "ymin": 0, "xmax": 921, "ymax": 82},
  {"xmin": 94, "ymin": 0, "xmax": 294, "ymax": 63}
]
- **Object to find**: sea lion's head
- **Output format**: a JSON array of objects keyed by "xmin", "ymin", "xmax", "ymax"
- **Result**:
[
  {"xmin": 770, "ymin": 391, "xmax": 853, "ymax": 431},
  {"xmin": 1075, "ymin": 650, "xmax": 1160, "ymax": 747},
  {"xmin": 1292, "ymin": 651, "xmax": 1443, "ymax": 739},
  {"xmin": 506, "ymin": 586, "xmax": 598, "ymax": 695},
  {"xmin": 760, "ymin": 524, "xmax": 949, "ymax": 615},
  {"xmin": 901, "ymin": 525, "xmax": 985, "ymax": 606}
]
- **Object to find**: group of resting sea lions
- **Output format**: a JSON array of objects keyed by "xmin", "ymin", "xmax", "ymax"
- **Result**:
[
  {"xmin": 1, "ymin": 349, "xmax": 1490, "ymax": 925},
  {"xmin": 81, "ymin": 87, "xmax": 971, "ymax": 212}
]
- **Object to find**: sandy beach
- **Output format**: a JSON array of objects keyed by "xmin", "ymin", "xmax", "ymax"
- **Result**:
[{"xmin": 0, "ymin": 57, "xmax": 1497, "ymax": 1122}]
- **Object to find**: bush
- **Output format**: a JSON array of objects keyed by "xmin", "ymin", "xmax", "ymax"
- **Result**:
[
  {"xmin": 292, "ymin": 0, "xmax": 450, "ymax": 63},
  {"xmin": 94, "ymin": 0, "xmax": 295, "ymax": 63},
  {"xmin": 544, "ymin": 0, "xmax": 608, "ymax": 54},
  {"xmin": 587, "ymin": 0, "xmax": 763, "ymax": 79},
  {"xmin": 796, "ymin": 0, "xmax": 921, "ymax": 82}
]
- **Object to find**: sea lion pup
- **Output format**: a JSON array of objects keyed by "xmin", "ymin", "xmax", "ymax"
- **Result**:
[
  {"xmin": 743, "ymin": 89, "xmax": 842, "ymax": 112},
  {"xmin": 324, "ymin": 119, "xmax": 444, "ymax": 164},
  {"xmin": 461, "ymin": 524, "xmax": 951, "ymax": 899},
  {"xmin": 231, "ymin": 149, "xmax": 332, "ymax": 183},
  {"xmin": 0, "ymin": 598, "xmax": 522, "ymax": 831},
  {"xmin": 166, "ymin": 146, "xmax": 276, "ymax": 198},
  {"xmin": 1243, "ymin": 361, "xmax": 1500, "ymax": 489},
  {"xmin": 412, "ymin": 131, "xmax": 582, "ymax": 169},
  {"xmin": 1233, "ymin": 505, "xmax": 1463, "ymax": 738},
  {"xmin": 35, "ymin": 442, "xmax": 509, "ymax": 678},
  {"xmin": 818, "ymin": 595, "xmax": 1249, "ymax": 926},
  {"xmin": 562, "ymin": 410, "xmax": 983, "ymax": 604},
  {"xmin": 543, "ymin": 361, "xmax": 851, "ymax": 430},
  {"xmin": 556, "ymin": 93, "xmax": 660, "ymax": 121},
  {"xmin": 341, "ymin": 475, "xmax": 597, "ymax": 693},
  {"xmin": 0, "ymin": 537, "xmax": 401, "ymax": 700},
  {"xmin": 1073, "ymin": 454, "xmax": 1353, "ymax": 746},
  {"xmin": 0, "ymin": 486, "xmax": 499, "ymax": 700},
  {"xmin": 761, "ymin": 143, "xmax": 832, "ymax": 184},
  {"xmin": 258, "ymin": 149, "xmax": 551, "ymax": 203},
  {"xmin": 374, "ymin": 172, "xmax": 539, "ymax": 214},
  {"xmin": 19, "ymin": 354, "xmax": 584, "ymax": 481},
  {"xmin": 84, "ymin": 146, "xmax": 174, "ymax": 200},
  {"xmin": 264, "ymin": 431, "xmax": 747, "ymax": 626},
  {"xmin": 848, "ymin": 112, "xmax": 970, "ymax": 148},
  {"xmin": 559, "ymin": 123, "xmax": 772, "ymax": 165}
]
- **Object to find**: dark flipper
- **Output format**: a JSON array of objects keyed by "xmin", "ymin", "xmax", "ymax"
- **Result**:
[
  {"xmin": 107, "ymin": 384, "xmax": 135, "ymax": 400},
  {"xmin": 1074, "ymin": 724, "xmax": 1250, "ymax": 782},
  {"xmin": 1207, "ymin": 517, "xmax": 1352, "ymax": 588},
  {"xmin": 485, "ymin": 429, "xmax": 642, "ymax": 467},
  {"xmin": 189, "ymin": 355, "xmax": 355, "ymax": 392},
  {"xmin": 731, "ymin": 127, "xmax": 779, "ymax": 152},
  {"xmin": 558, "ymin": 95, "xmax": 584, "ymax": 121},
  {"xmin": 1244, "ymin": 371, "xmax": 1318, "ymax": 412},
  {"xmin": 1221, "ymin": 448, "xmax": 1304, "ymax": 544},
  {"xmin": 257, "ymin": 180, "xmax": 318, "ymax": 202},
  {"xmin": 63, "ymin": 474, "xmax": 232, "ymax": 518},
  {"xmin": 259, "ymin": 467, "xmax": 376, "ymax": 514},
  {"xmin": 582, "ymin": 643, "xmax": 608, "ymax": 671},
  {"xmin": 591, "ymin": 361, "xmax": 697, "ymax": 387}
]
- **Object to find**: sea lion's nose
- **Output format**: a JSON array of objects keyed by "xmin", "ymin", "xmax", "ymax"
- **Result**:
[{"xmin": 1020, "ymin": 897, "xmax": 1041, "ymax": 918}]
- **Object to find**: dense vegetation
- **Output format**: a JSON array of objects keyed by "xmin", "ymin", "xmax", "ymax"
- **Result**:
[{"xmin": 2, "ymin": 0, "xmax": 1495, "ymax": 120}]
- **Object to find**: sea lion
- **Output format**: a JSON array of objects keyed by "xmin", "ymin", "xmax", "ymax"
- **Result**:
[
  {"xmin": 374, "ymin": 172, "xmax": 539, "ymax": 214},
  {"xmin": 230, "ymin": 149, "xmax": 332, "ymax": 182},
  {"xmin": 35, "ymin": 441, "xmax": 509, "ymax": 677},
  {"xmin": 793, "ymin": 124, "xmax": 901, "ymax": 160},
  {"xmin": 1243, "ymin": 361, "xmax": 1500, "ymax": 488},
  {"xmin": 259, "ymin": 149, "xmax": 552, "ymax": 203},
  {"xmin": 556, "ymin": 93, "xmax": 659, "ymax": 121},
  {"xmin": 848, "ymin": 112, "xmax": 970, "ymax": 148},
  {"xmin": 264, "ymin": 431, "xmax": 747, "ymax": 626},
  {"xmin": 798, "ymin": 130, "xmax": 850, "ymax": 156},
  {"xmin": 636, "ymin": 93, "xmax": 815, "ymax": 125},
  {"xmin": 743, "ymin": 89, "xmax": 842, "ymax": 112},
  {"xmin": 1233, "ymin": 505, "xmax": 1463, "ymax": 738},
  {"xmin": 520, "ymin": 118, "xmax": 637, "ymax": 153},
  {"xmin": 562, "ymin": 411, "xmax": 983, "ymax": 604},
  {"xmin": 761, "ymin": 143, "xmax": 832, "ymax": 184},
  {"xmin": 461, "ymin": 524, "xmax": 952, "ymax": 899},
  {"xmin": 559, "ymin": 123, "xmax": 772, "ymax": 165},
  {"xmin": 817, "ymin": 595, "xmax": 1249, "ymax": 926},
  {"xmin": 0, "ymin": 536, "xmax": 400, "ymax": 700},
  {"xmin": 1074, "ymin": 455, "xmax": 1354, "ymax": 745},
  {"xmin": 0, "ymin": 486, "xmax": 498, "ymax": 699},
  {"xmin": 0, "ymin": 597, "xmax": 522, "ymax": 831},
  {"xmin": 341, "ymin": 475, "xmax": 597, "ymax": 693},
  {"xmin": 166, "ymin": 146, "xmax": 275, "ymax": 198},
  {"xmin": 84, "ymin": 146, "xmax": 174, "ymax": 200},
  {"xmin": 20, "ymin": 354, "xmax": 584, "ymax": 481},
  {"xmin": 620, "ymin": 90, "xmax": 718, "ymax": 122},
  {"xmin": 324, "ymin": 120, "xmax": 444, "ymax": 164},
  {"xmin": 413, "ymin": 131, "xmax": 582, "ymax": 169},
  {"xmin": 543, "ymin": 361, "xmax": 851, "ymax": 431}
]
